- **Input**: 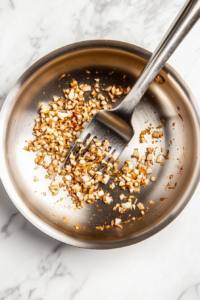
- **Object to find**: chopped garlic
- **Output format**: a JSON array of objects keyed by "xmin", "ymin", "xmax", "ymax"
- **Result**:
[
  {"xmin": 137, "ymin": 202, "xmax": 145, "ymax": 210},
  {"xmin": 103, "ymin": 196, "xmax": 113, "ymax": 204},
  {"xmin": 115, "ymin": 218, "xmax": 121, "ymax": 224},
  {"xmin": 68, "ymin": 89, "xmax": 74, "ymax": 100},
  {"xmin": 133, "ymin": 148, "xmax": 139, "ymax": 159},
  {"xmin": 102, "ymin": 174, "xmax": 110, "ymax": 184},
  {"xmin": 33, "ymin": 176, "xmax": 39, "ymax": 182},
  {"xmin": 109, "ymin": 182, "xmax": 115, "ymax": 189},
  {"xmin": 150, "ymin": 176, "xmax": 157, "ymax": 182},
  {"xmin": 121, "ymin": 202, "xmax": 131, "ymax": 209},
  {"xmin": 82, "ymin": 85, "xmax": 91, "ymax": 92},
  {"xmin": 98, "ymin": 190, "xmax": 104, "ymax": 197},
  {"xmin": 113, "ymin": 203, "xmax": 120, "ymax": 211},
  {"xmin": 156, "ymin": 154, "xmax": 164, "ymax": 163},
  {"xmin": 149, "ymin": 200, "xmax": 156, "ymax": 206},
  {"xmin": 65, "ymin": 175, "xmax": 72, "ymax": 181},
  {"xmin": 119, "ymin": 193, "xmax": 125, "ymax": 200}
]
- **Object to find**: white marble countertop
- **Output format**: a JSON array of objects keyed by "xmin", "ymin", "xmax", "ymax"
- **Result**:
[{"xmin": 0, "ymin": 0, "xmax": 200, "ymax": 299}]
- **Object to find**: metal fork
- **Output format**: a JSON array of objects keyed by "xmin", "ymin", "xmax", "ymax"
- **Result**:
[{"xmin": 64, "ymin": 0, "xmax": 200, "ymax": 169}]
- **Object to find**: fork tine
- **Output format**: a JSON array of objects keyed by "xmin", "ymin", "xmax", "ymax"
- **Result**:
[
  {"xmin": 112, "ymin": 148, "xmax": 120, "ymax": 161},
  {"xmin": 63, "ymin": 133, "xmax": 96, "ymax": 168},
  {"xmin": 96, "ymin": 147, "xmax": 115, "ymax": 172},
  {"xmin": 74, "ymin": 136, "xmax": 94, "ymax": 162},
  {"xmin": 63, "ymin": 141, "xmax": 80, "ymax": 167},
  {"xmin": 77, "ymin": 135, "xmax": 95, "ymax": 158}
]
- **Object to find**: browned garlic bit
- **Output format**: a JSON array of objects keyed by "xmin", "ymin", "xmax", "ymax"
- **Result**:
[
  {"xmin": 139, "ymin": 127, "xmax": 151, "ymax": 143},
  {"xmin": 156, "ymin": 154, "xmax": 164, "ymax": 163},
  {"xmin": 152, "ymin": 131, "xmax": 163, "ymax": 138},
  {"xmin": 149, "ymin": 200, "xmax": 156, "ymax": 206},
  {"xmin": 74, "ymin": 225, "xmax": 81, "ymax": 230},
  {"xmin": 95, "ymin": 225, "xmax": 104, "ymax": 230},
  {"xmin": 150, "ymin": 176, "xmax": 157, "ymax": 182},
  {"xmin": 102, "ymin": 85, "xmax": 130, "ymax": 103},
  {"xmin": 114, "ymin": 218, "xmax": 124, "ymax": 228},
  {"xmin": 33, "ymin": 176, "xmax": 39, "ymax": 182}
]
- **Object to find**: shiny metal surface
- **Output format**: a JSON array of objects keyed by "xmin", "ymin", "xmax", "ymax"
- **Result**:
[
  {"xmin": 65, "ymin": 0, "xmax": 200, "ymax": 168},
  {"xmin": 0, "ymin": 40, "xmax": 199, "ymax": 249}
]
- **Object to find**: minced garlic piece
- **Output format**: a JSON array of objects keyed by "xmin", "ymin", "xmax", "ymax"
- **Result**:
[
  {"xmin": 137, "ymin": 202, "xmax": 145, "ymax": 210},
  {"xmin": 33, "ymin": 176, "xmax": 39, "ymax": 182},
  {"xmin": 149, "ymin": 200, "xmax": 156, "ymax": 206}
]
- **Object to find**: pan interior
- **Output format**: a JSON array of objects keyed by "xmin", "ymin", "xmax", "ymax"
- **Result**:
[{"xmin": 4, "ymin": 45, "xmax": 198, "ymax": 247}]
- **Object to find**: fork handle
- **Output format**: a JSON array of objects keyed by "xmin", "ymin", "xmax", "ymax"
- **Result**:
[{"xmin": 116, "ymin": 0, "xmax": 200, "ymax": 121}]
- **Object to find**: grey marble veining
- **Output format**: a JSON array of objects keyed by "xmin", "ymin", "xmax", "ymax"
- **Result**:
[{"xmin": 0, "ymin": 0, "xmax": 200, "ymax": 299}]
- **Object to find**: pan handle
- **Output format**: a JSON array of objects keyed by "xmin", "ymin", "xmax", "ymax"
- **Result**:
[{"xmin": 115, "ymin": 0, "xmax": 200, "ymax": 121}]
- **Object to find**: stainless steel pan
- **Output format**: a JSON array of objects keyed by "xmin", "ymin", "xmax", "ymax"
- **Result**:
[{"xmin": 0, "ymin": 40, "xmax": 199, "ymax": 249}]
